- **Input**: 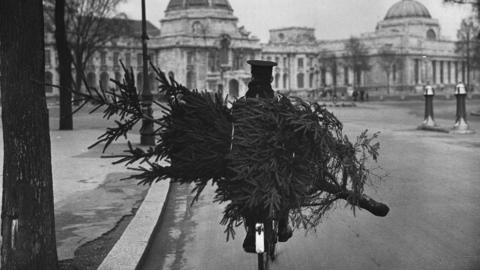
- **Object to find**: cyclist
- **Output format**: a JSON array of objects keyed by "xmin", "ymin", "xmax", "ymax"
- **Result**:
[{"xmin": 241, "ymin": 60, "xmax": 293, "ymax": 253}]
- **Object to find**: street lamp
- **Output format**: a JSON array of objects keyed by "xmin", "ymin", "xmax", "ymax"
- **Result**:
[{"xmin": 140, "ymin": 0, "xmax": 155, "ymax": 145}]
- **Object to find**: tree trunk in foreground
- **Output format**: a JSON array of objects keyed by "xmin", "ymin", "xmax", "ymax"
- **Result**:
[
  {"xmin": 55, "ymin": 0, "xmax": 74, "ymax": 130},
  {"xmin": 0, "ymin": 0, "xmax": 59, "ymax": 269}
]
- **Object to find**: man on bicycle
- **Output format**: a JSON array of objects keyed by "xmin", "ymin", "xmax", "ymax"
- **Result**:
[{"xmin": 241, "ymin": 60, "xmax": 293, "ymax": 253}]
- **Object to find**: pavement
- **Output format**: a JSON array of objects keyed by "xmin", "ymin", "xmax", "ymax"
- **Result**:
[
  {"xmin": 139, "ymin": 99, "xmax": 480, "ymax": 270},
  {"xmin": 0, "ymin": 105, "xmax": 151, "ymax": 260}
]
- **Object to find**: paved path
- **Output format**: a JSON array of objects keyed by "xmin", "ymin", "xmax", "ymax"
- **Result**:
[
  {"xmin": 140, "ymin": 101, "xmax": 480, "ymax": 270},
  {"xmin": 0, "ymin": 107, "xmax": 150, "ymax": 260}
]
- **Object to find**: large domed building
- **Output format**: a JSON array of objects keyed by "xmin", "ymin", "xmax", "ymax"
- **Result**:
[
  {"xmin": 151, "ymin": 0, "xmax": 261, "ymax": 97},
  {"xmin": 40, "ymin": 0, "xmax": 473, "ymax": 99},
  {"xmin": 262, "ymin": 0, "xmax": 472, "ymax": 97}
]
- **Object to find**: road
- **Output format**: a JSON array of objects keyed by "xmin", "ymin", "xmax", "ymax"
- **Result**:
[{"xmin": 140, "ymin": 100, "xmax": 480, "ymax": 270}]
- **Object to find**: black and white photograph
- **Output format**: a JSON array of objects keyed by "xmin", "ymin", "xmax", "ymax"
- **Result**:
[{"xmin": 0, "ymin": 0, "xmax": 479, "ymax": 269}]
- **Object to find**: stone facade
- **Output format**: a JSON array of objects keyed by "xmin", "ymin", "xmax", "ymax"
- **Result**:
[{"xmin": 37, "ymin": 0, "xmax": 476, "ymax": 99}]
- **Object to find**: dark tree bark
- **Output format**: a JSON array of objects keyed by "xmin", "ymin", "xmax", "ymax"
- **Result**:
[
  {"xmin": 55, "ymin": 0, "xmax": 74, "ymax": 130},
  {"xmin": 0, "ymin": 0, "xmax": 59, "ymax": 269}
]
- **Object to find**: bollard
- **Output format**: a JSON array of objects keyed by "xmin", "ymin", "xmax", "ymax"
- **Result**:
[
  {"xmin": 421, "ymin": 84, "xmax": 436, "ymax": 127},
  {"xmin": 451, "ymin": 82, "xmax": 475, "ymax": 134},
  {"xmin": 417, "ymin": 83, "xmax": 446, "ymax": 132}
]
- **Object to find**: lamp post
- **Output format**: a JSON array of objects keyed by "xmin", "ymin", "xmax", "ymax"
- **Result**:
[{"xmin": 140, "ymin": 0, "xmax": 155, "ymax": 145}]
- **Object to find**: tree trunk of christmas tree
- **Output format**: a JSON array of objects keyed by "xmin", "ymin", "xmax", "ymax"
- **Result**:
[
  {"xmin": 55, "ymin": 0, "xmax": 73, "ymax": 130},
  {"xmin": 0, "ymin": 1, "xmax": 59, "ymax": 269}
]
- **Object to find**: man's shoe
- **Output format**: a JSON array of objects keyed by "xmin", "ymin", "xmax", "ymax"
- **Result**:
[
  {"xmin": 242, "ymin": 229, "xmax": 256, "ymax": 253},
  {"xmin": 278, "ymin": 225, "xmax": 293, "ymax": 242}
]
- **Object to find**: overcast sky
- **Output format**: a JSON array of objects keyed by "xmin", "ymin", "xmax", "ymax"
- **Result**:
[{"xmin": 117, "ymin": 0, "xmax": 474, "ymax": 42}]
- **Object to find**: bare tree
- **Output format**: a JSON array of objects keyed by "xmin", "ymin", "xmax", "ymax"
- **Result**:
[
  {"xmin": 0, "ymin": 0, "xmax": 59, "ymax": 269},
  {"xmin": 343, "ymin": 37, "xmax": 370, "ymax": 88},
  {"xmin": 318, "ymin": 49, "xmax": 338, "ymax": 87},
  {"xmin": 67, "ymin": 0, "xmax": 128, "ymax": 94},
  {"xmin": 455, "ymin": 16, "xmax": 480, "ymax": 88},
  {"xmin": 378, "ymin": 44, "xmax": 402, "ymax": 95}
]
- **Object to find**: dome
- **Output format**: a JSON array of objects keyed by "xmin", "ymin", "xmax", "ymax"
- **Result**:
[
  {"xmin": 166, "ymin": 0, "xmax": 232, "ymax": 11},
  {"xmin": 384, "ymin": 0, "xmax": 431, "ymax": 20}
]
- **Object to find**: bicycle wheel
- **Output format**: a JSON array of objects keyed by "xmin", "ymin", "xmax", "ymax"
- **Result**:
[
  {"xmin": 269, "ymin": 220, "xmax": 278, "ymax": 261},
  {"xmin": 257, "ymin": 252, "xmax": 268, "ymax": 270}
]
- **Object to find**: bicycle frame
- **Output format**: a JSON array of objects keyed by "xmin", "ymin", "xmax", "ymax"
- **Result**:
[{"xmin": 255, "ymin": 219, "xmax": 278, "ymax": 270}]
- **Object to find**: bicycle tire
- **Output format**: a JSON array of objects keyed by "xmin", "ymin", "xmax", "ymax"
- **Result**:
[
  {"xmin": 257, "ymin": 252, "xmax": 268, "ymax": 270},
  {"xmin": 269, "ymin": 220, "xmax": 278, "ymax": 261}
]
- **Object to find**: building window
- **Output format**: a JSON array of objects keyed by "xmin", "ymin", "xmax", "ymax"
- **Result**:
[
  {"xmin": 440, "ymin": 61, "xmax": 444, "ymax": 83},
  {"xmin": 45, "ymin": 50, "xmax": 51, "ymax": 67},
  {"xmin": 426, "ymin": 29, "xmax": 436, "ymax": 40},
  {"xmin": 208, "ymin": 51, "xmax": 217, "ymax": 72},
  {"xmin": 192, "ymin": 21, "xmax": 203, "ymax": 35},
  {"xmin": 113, "ymin": 52, "xmax": 120, "ymax": 67},
  {"xmin": 233, "ymin": 51, "xmax": 243, "ymax": 70},
  {"xmin": 137, "ymin": 53, "xmax": 143, "ymax": 67},
  {"xmin": 101, "ymin": 51, "xmax": 107, "ymax": 66},
  {"xmin": 137, "ymin": 72, "xmax": 143, "ymax": 90},
  {"xmin": 125, "ymin": 53, "xmax": 131, "ymax": 67},
  {"xmin": 283, "ymin": 57, "xmax": 287, "ymax": 68},
  {"xmin": 283, "ymin": 74, "xmax": 287, "ymax": 89},
  {"xmin": 297, "ymin": 58, "xmax": 304, "ymax": 69},
  {"xmin": 275, "ymin": 73, "xmax": 280, "ymax": 88},
  {"xmin": 448, "ymin": 61, "xmax": 451, "ymax": 83},
  {"xmin": 266, "ymin": 56, "xmax": 272, "ymax": 61},
  {"xmin": 321, "ymin": 68, "xmax": 326, "ymax": 86},
  {"xmin": 100, "ymin": 72, "xmax": 109, "ymax": 90},
  {"xmin": 432, "ymin": 60, "xmax": 436, "ymax": 83},
  {"xmin": 462, "ymin": 62, "xmax": 466, "ymax": 82},
  {"xmin": 414, "ymin": 59, "xmax": 419, "ymax": 84},
  {"xmin": 187, "ymin": 51, "xmax": 194, "ymax": 65},
  {"xmin": 186, "ymin": 71, "xmax": 196, "ymax": 89},
  {"xmin": 297, "ymin": 73, "xmax": 304, "ymax": 88},
  {"xmin": 392, "ymin": 64, "xmax": 397, "ymax": 82},
  {"xmin": 220, "ymin": 37, "xmax": 230, "ymax": 64},
  {"xmin": 332, "ymin": 65, "xmax": 337, "ymax": 86},
  {"xmin": 344, "ymin": 66, "xmax": 349, "ymax": 85},
  {"xmin": 455, "ymin": 62, "xmax": 458, "ymax": 82},
  {"xmin": 309, "ymin": 73, "xmax": 314, "ymax": 88}
]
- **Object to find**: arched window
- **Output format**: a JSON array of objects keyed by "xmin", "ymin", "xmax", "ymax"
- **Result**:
[
  {"xmin": 229, "ymin": 79, "xmax": 239, "ymax": 98},
  {"xmin": 137, "ymin": 73, "xmax": 143, "ymax": 91},
  {"xmin": 45, "ymin": 72, "xmax": 53, "ymax": 93},
  {"xmin": 220, "ymin": 36, "xmax": 230, "ymax": 65},
  {"xmin": 275, "ymin": 73, "xmax": 280, "ymax": 89},
  {"xmin": 321, "ymin": 68, "xmax": 326, "ymax": 86},
  {"xmin": 426, "ymin": 29, "xmax": 436, "ymax": 40},
  {"xmin": 208, "ymin": 51, "xmax": 217, "ymax": 72},
  {"xmin": 192, "ymin": 21, "xmax": 203, "ymax": 35},
  {"xmin": 309, "ymin": 73, "xmax": 314, "ymax": 88},
  {"xmin": 149, "ymin": 73, "xmax": 157, "ymax": 92},
  {"xmin": 100, "ymin": 72, "xmax": 109, "ymax": 90},
  {"xmin": 283, "ymin": 74, "xmax": 288, "ymax": 89},
  {"xmin": 186, "ymin": 71, "xmax": 196, "ymax": 89},
  {"xmin": 297, "ymin": 73, "xmax": 304, "ymax": 89},
  {"xmin": 87, "ymin": 72, "xmax": 97, "ymax": 88}
]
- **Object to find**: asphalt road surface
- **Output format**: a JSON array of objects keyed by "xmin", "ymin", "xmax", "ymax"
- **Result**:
[{"xmin": 140, "ymin": 102, "xmax": 480, "ymax": 270}]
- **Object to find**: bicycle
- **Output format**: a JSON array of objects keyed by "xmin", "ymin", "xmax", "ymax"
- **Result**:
[
  {"xmin": 255, "ymin": 217, "xmax": 278, "ymax": 270},
  {"xmin": 251, "ymin": 185, "xmax": 389, "ymax": 270}
]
